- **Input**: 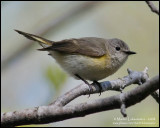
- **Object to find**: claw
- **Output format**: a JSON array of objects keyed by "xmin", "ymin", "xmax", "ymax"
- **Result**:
[
  {"xmin": 93, "ymin": 81, "xmax": 102, "ymax": 96},
  {"xmin": 87, "ymin": 84, "xmax": 93, "ymax": 98},
  {"xmin": 75, "ymin": 74, "xmax": 93, "ymax": 97}
]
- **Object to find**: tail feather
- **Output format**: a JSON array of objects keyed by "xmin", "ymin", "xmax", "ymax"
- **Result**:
[{"xmin": 15, "ymin": 29, "xmax": 53, "ymax": 48}]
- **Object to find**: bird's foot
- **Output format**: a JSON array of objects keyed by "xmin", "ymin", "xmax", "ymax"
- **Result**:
[{"xmin": 93, "ymin": 80, "xmax": 102, "ymax": 96}]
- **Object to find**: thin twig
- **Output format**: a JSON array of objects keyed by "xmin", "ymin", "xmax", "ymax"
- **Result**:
[
  {"xmin": 145, "ymin": 1, "xmax": 159, "ymax": 15},
  {"xmin": 151, "ymin": 89, "xmax": 159, "ymax": 103},
  {"xmin": 145, "ymin": 1, "xmax": 159, "ymax": 103}
]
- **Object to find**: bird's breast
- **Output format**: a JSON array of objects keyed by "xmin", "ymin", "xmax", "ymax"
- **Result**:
[{"xmin": 50, "ymin": 51, "xmax": 115, "ymax": 81}]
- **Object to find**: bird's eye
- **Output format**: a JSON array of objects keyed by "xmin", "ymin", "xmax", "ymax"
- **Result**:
[{"xmin": 116, "ymin": 47, "xmax": 120, "ymax": 51}]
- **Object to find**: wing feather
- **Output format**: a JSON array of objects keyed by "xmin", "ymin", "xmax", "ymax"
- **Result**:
[{"xmin": 39, "ymin": 37, "xmax": 106, "ymax": 57}]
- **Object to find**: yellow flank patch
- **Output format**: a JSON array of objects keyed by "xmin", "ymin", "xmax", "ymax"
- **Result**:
[
  {"xmin": 32, "ymin": 36, "xmax": 52, "ymax": 45},
  {"xmin": 90, "ymin": 55, "xmax": 110, "ymax": 69}
]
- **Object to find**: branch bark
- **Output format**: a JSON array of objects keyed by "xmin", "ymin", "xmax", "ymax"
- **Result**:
[
  {"xmin": 51, "ymin": 67, "xmax": 150, "ymax": 107},
  {"xmin": 1, "ymin": 68, "xmax": 159, "ymax": 127},
  {"xmin": 145, "ymin": 1, "xmax": 159, "ymax": 103}
]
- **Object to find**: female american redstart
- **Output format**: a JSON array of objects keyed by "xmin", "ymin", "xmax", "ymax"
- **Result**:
[{"xmin": 15, "ymin": 30, "xmax": 136, "ymax": 95}]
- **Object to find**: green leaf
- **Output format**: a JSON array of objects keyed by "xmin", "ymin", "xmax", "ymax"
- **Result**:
[{"xmin": 46, "ymin": 65, "xmax": 67, "ymax": 91}]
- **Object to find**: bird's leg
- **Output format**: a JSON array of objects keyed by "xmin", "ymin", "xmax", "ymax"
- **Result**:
[
  {"xmin": 75, "ymin": 74, "xmax": 93, "ymax": 97},
  {"xmin": 93, "ymin": 80, "xmax": 102, "ymax": 96}
]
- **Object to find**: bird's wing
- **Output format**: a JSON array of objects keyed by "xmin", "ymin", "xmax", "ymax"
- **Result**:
[
  {"xmin": 39, "ymin": 37, "xmax": 106, "ymax": 57},
  {"xmin": 15, "ymin": 30, "xmax": 106, "ymax": 57}
]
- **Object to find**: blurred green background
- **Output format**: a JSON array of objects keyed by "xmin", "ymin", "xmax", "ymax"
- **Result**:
[{"xmin": 1, "ymin": 1, "xmax": 159, "ymax": 127}]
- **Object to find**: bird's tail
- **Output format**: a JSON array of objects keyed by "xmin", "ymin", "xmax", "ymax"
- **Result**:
[{"xmin": 15, "ymin": 30, "xmax": 53, "ymax": 48}]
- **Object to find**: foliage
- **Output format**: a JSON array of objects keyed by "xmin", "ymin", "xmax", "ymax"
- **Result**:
[{"xmin": 46, "ymin": 65, "xmax": 67, "ymax": 91}]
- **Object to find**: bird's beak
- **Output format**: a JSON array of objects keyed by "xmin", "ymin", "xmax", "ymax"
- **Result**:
[{"xmin": 124, "ymin": 51, "xmax": 136, "ymax": 55}]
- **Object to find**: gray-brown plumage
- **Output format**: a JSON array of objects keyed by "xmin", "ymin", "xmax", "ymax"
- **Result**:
[
  {"xmin": 15, "ymin": 30, "xmax": 107, "ymax": 57},
  {"xmin": 38, "ymin": 37, "xmax": 107, "ymax": 57}
]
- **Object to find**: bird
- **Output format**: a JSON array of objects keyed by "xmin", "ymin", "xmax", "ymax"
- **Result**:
[{"xmin": 15, "ymin": 30, "xmax": 136, "ymax": 96}]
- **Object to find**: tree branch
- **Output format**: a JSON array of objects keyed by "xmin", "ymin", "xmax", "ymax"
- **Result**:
[
  {"xmin": 145, "ymin": 1, "xmax": 159, "ymax": 103},
  {"xmin": 151, "ymin": 89, "xmax": 159, "ymax": 103},
  {"xmin": 51, "ymin": 67, "xmax": 150, "ymax": 106},
  {"xmin": 145, "ymin": 1, "xmax": 159, "ymax": 15},
  {"xmin": 1, "ymin": 68, "xmax": 159, "ymax": 127}
]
